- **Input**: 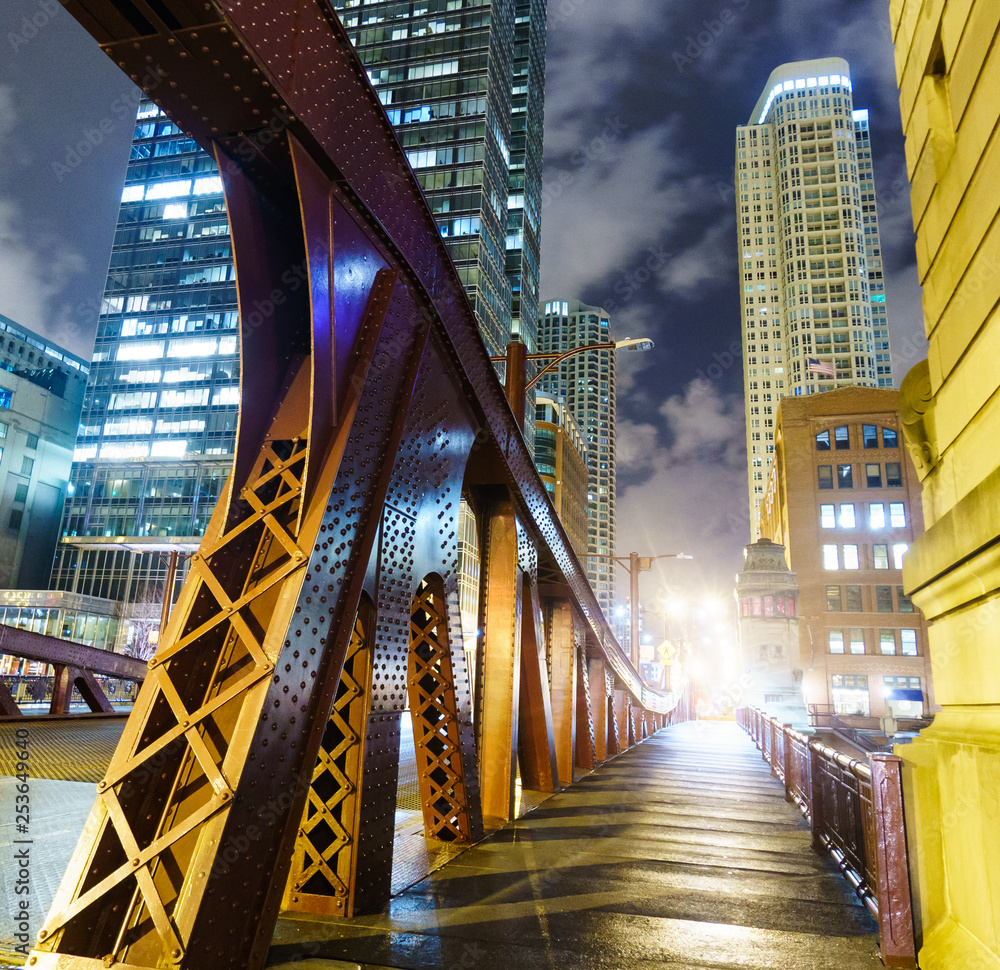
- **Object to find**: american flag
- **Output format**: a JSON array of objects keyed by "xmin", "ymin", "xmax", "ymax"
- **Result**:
[{"xmin": 807, "ymin": 357, "xmax": 835, "ymax": 377}]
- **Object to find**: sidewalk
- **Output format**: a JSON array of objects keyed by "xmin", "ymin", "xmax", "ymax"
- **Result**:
[{"xmin": 269, "ymin": 720, "xmax": 882, "ymax": 969}]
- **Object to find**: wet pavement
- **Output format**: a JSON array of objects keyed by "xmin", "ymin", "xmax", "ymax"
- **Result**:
[{"xmin": 268, "ymin": 720, "xmax": 882, "ymax": 970}]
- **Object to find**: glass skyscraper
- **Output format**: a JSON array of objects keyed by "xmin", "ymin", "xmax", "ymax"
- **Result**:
[
  {"xmin": 50, "ymin": 98, "xmax": 239, "ymax": 604},
  {"xmin": 333, "ymin": 0, "xmax": 546, "ymax": 358},
  {"xmin": 736, "ymin": 57, "xmax": 893, "ymax": 538}
]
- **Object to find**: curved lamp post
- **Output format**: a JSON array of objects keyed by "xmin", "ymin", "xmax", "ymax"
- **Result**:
[{"xmin": 491, "ymin": 337, "xmax": 654, "ymax": 429}]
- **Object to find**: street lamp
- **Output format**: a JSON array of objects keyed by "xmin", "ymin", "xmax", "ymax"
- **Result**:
[
  {"xmin": 598, "ymin": 552, "xmax": 693, "ymax": 668},
  {"xmin": 491, "ymin": 337, "xmax": 654, "ymax": 429}
]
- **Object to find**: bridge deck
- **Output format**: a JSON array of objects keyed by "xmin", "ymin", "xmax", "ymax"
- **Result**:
[{"xmin": 268, "ymin": 720, "xmax": 881, "ymax": 970}]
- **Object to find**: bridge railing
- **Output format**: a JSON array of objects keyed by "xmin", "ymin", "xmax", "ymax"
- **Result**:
[{"xmin": 736, "ymin": 707, "xmax": 917, "ymax": 969}]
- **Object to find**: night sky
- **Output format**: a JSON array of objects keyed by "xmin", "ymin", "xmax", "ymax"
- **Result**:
[{"xmin": 0, "ymin": 0, "xmax": 927, "ymax": 607}]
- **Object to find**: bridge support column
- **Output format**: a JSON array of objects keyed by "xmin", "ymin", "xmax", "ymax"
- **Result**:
[
  {"xmin": 49, "ymin": 664, "xmax": 75, "ymax": 714},
  {"xmin": 588, "ymin": 658, "xmax": 608, "ymax": 763},
  {"xmin": 518, "ymin": 582, "xmax": 558, "ymax": 793},
  {"xmin": 575, "ymin": 647, "xmax": 596, "ymax": 772},
  {"xmin": 0, "ymin": 677, "xmax": 22, "ymax": 717},
  {"xmin": 478, "ymin": 494, "xmax": 522, "ymax": 826},
  {"xmin": 547, "ymin": 598, "xmax": 579, "ymax": 785}
]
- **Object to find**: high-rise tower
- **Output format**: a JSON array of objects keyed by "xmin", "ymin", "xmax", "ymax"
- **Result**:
[
  {"xmin": 536, "ymin": 299, "xmax": 616, "ymax": 615},
  {"xmin": 50, "ymin": 99, "xmax": 240, "ymax": 609},
  {"xmin": 736, "ymin": 57, "xmax": 893, "ymax": 538},
  {"xmin": 332, "ymin": 0, "xmax": 547, "ymax": 358}
]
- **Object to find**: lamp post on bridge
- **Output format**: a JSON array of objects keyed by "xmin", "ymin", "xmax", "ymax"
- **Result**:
[
  {"xmin": 598, "ymin": 552, "xmax": 693, "ymax": 669},
  {"xmin": 491, "ymin": 337, "xmax": 654, "ymax": 430}
]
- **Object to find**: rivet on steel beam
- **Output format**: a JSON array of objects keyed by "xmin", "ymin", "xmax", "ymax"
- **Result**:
[
  {"xmin": 37, "ymin": 929, "xmax": 48, "ymax": 941},
  {"xmin": 131, "ymin": 858, "xmax": 140, "ymax": 867}
]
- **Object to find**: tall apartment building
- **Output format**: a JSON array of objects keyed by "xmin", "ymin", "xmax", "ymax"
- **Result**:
[
  {"xmin": 0, "ymin": 315, "xmax": 88, "ymax": 589},
  {"xmin": 737, "ymin": 57, "xmax": 893, "ymax": 538},
  {"xmin": 758, "ymin": 387, "xmax": 931, "ymax": 722},
  {"xmin": 332, "ymin": 0, "xmax": 547, "ymax": 358},
  {"xmin": 536, "ymin": 299, "xmax": 616, "ymax": 615}
]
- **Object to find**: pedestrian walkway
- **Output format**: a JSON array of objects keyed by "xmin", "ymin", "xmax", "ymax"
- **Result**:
[{"xmin": 268, "ymin": 720, "xmax": 882, "ymax": 970}]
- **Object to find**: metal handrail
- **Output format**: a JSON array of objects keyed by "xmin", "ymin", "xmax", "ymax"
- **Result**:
[{"xmin": 735, "ymin": 707, "xmax": 916, "ymax": 969}]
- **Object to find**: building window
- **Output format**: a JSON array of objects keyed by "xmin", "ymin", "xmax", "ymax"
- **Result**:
[
  {"xmin": 0, "ymin": 388, "xmax": 12, "ymax": 409},
  {"xmin": 8, "ymin": 509, "xmax": 23, "ymax": 531},
  {"xmin": 13, "ymin": 483, "xmax": 28, "ymax": 503},
  {"xmin": 848, "ymin": 628, "xmax": 865, "ymax": 654},
  {"xmin": 889, "ymin": 502, "xmax": 906, "ymax": 527},
  {"xmin": 823, "ymin": 544, "xmax": 839, "ymax": 570},
  {"xmin": 900, "ymin": 629, "xmax": 918, "ymax": 656},
  {"xmin": 876, "ymin": 585, "xmax": 894, "ymax": 612},
  {"xmin": 0, "ymin": 422, "xmax": 7, "ymax": 438},
  {"xmin": 846, "ymin": 585, "xmax": 863, "ymax": 611},
  {"xmin": 839, "ymin": 503, "xmax": 856, "ymax": 528},
  {"xmin": 882, "ymin": 427, "xmax": 898, "ymax": 448},
  {"xmin": 829, "ymin": 630, "xmax": 845, "ymax": 653},
  {"xmin": 831, "ymin": 674, "xmax": 869, "ymax": 716},
  {"xmin": 873, "ymin": 543, "xmax": 889, "ymax": 569},
  {"xmin": 20, "ymin": 457, "xmax": 33, "ymax": 477},
  {"xmin": 820, "ymin": 504, "xmax": 836, "ymax": 528},
  {"xmin": 818, "ymin": 465, "xmax": 833, "ymax": 489},
  {"xmin": 826, "ymin": 585, "xmax": 842, "ymax": 611},
  {"xmin": 843, "ymin": 544, "xmax": 860, "ymax": 569},
  {"xmin": 893, "ymin": 542, "xmax": 909, "ymax": 569},
  {"xmin": 869, "ymin": 503, "xmax": 886, "ymax": 528},
  {"xmin": 897, "ymin": 587, "xmax": 915, "ymax": 613},
  {"xmin": 838, "ymin": 464, "xmax": 853, "ymax": 488},
  {"xmin": 879, "ymin": 630, "xmax": 896, "ymax": 655},
  {"xmin": 816, "ymin": 429, "xmax": 831, "ymax": 450},
  {"xmin": 866, "ymin": 463, "xmax": 882, "ymax": 487},
  {"xmin": 24, "ymin": 433, "xmax": 39, "ymax": 450},
  {"xmin": 886, "ymin": 462, "xmax": 902, "ymax": 486},
  {"xmin": 862, "ymin": 424, "xmax": 878, "ymax": 448},
  {"xmin": 834, "ymin": 425, "xmax": 850, "ymax": 449}
]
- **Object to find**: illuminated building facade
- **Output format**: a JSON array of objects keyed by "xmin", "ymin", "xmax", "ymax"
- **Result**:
[
  {"xmin": 0, "ymin": 315, "xmax": 88, "ymax": 590},
  {"xmin": 534, "ymin": 395, "xmax": 588, "ymax": 559},
  {"xmin": 50, "ymin": 98, "xmax": 239, "ymax": 610},
  {"xmin": 758, "ymin": 387, "xmax": 932, "ymax": 722},
  {"xmin": 331, "ymin": 0, "xmax": 547, "ymax": 358},
  {"xmin": 737, "ymin": 57, "xmax": 893, "ymax": 537},
  {"xmin": 536, "ymin": 299, "xmax": 616, "ymax": 615}
]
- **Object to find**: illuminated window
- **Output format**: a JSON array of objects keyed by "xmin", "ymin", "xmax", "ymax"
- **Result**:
[
  {"xmin": 843, "ymin": 544, "xmax": 859, "ymax": 569},
  {"xmin": 879, "ymin": 630, "xmax": 896, "ymax": 655},
  {"xmin": 829, "ymin": 630, "xmax": 844, "ymax": 653},
  {"xmin": 893, "ymin": 543, "xmax": 909, "ymax": 569},
  {"xmin": 823, "ymin": 544, "xmax": 839, "ymax": 570},
  {"xmin": 848, "ymin": 629, "xmax": 865, "ymax": 654},
  {"xmin": 839, "ymin": 503, "xmax": 856, "ymax": 528},
  {"xmin": 900, "ymin": 629, "xmax": 917, "ymax": 656},
  {"xmin": 889, "ymin": 502, "xmax": 906, "ymax": 526},
  {"xmin": 826, "ymin": 585, "xmax": 842, "ymax": 611},
  {"xmin": 873, "ymin": 544, "xmax": 889, "ymax": 569},
  {"xmin": 820, "ymin": 504, "xmax": 836, "ymax": 528},
  {"xmin": 869, "ymin": 503, "xmax": 885, "ymax": 528}
]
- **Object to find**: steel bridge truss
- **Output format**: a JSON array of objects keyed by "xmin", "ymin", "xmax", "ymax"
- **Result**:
[{"xmin": 32, "ymin": 1, "xmax": 684, "ymax": 967}]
